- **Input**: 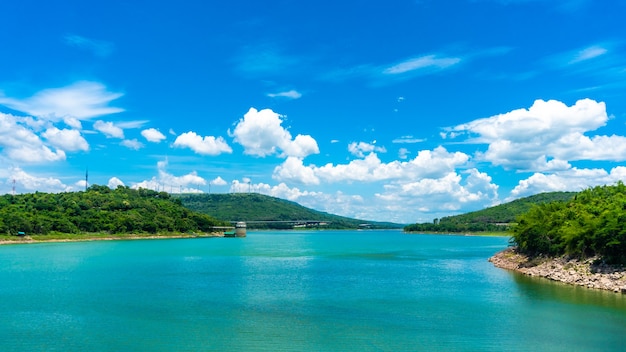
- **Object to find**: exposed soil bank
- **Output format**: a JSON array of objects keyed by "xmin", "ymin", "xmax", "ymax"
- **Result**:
[{"xmin": 490, "ymin": 247, "xmax": 626, "ymax": 293}]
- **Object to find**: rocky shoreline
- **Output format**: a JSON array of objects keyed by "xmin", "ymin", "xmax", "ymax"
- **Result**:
[{"xmin": 489, "ymin": 247, "xmax": 626, "ymax": 294}]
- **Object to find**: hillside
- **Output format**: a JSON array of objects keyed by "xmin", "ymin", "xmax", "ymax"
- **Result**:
[
  {"xmin": 404, "ymin": 191, "xmax": 577, "ymax": 233},
  {"xmin": 176, "ymin": 193, "xmax": 403, "ymax": 230},
  {"xmin": 0, "ymin": 185, "xmax": 228, "ymax": 236}
]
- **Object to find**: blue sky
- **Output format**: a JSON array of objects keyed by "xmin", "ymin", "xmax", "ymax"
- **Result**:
[{"xmin": 1, "ymin": 0, "xmax": 626, "ymax": 224}]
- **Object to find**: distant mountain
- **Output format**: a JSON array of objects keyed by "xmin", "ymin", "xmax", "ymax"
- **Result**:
[
  {"xmin": 176, "ymin": 193, "xmax": 403, "ymax": 230},
  {"xmin": 404, "ymin": 191, "xmax": 577, "ymax": 233}
]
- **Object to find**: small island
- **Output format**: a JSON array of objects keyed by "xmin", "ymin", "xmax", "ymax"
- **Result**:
[{"xmin": 490, "ymin": 183, "xmax": 626, "ymax": 293}]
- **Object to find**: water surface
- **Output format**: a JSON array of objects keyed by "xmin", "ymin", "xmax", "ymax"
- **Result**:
[{"xmin": 1, "ymin": 230, "xmax": 624, "ymax": 351}]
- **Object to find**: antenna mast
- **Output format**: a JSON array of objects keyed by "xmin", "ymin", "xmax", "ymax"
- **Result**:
[
  {"xmin": 85, "ymin": 168, "xmax": 89, "ymax": 191},
  {"xmin": 12, "ymin": 179, "xmax": 16, "ymax": 196}
]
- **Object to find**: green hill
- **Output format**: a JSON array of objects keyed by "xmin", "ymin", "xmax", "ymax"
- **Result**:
[
  {"xmin": 0, "ymin": 185, "xmax": 228, "ymax": 237},
  {"xmin": 404, "ymin": 191, "xmax": 577, "ymax": 233},
  {"xmin": 176, "ymin": 193, "xmax": 403, "ymax": 230}
]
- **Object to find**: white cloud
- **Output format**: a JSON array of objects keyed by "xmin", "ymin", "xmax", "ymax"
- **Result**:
[
  {"xmin": 273, "ymin": 146, "xmax": 469, "ymax": 184},
  {"xmin": 107, "ymin": 177, "xmax": 125, "ymax": 189},
  {"xmin": 376, "ymin": 168, "xmax": 499, "ymax": 216},
  {"xmin": 447, "ymin": 99, "xmax": 623, "ymax": 171},
  {"xmin": 121, "ymin": 139, "xmax": 143, "ymax": 150},
  {"xmin": 229, "ymin": 168, "xmax": 498, "ymax": 224},
  {"xmin": 0, "ymin": 81, "xmax": 123, "ymax": 120},
  {"xmin": 348, "ymin": 141, "xmax": 387, "ymax": 158},
  {"xmin": 94, "ymin": 120, "xmax": 124, "ymax": 139},
  {"xmin": 173, "ymin": 131, "xmax": 232, "ymax": 155},
  {"xmin": 132, "ymin": 159, "xmax": 207, "ymax": 193},
  {"xmin": 210, "ymin": 176, "xmax": 227, "ymax": 186},
  {"xmin": 141, "ymin": 128, "xmax": 166, "ymax": 143},
  {"xmin": 383, "ymin": 54, "xmax": 461, "ymax": 75},
  {"xmin": 42, "ymin": 127, "xmax": 89, "ymax": 152},
  {"xmin": 508, "ymin": 166, "xmax": 626, "ymax": 200},
  {"xmin": 6, "ymin": 167, "xmax": 71, "ymax": 193},
  {"xmin": 229, "ymin": 179, "xmax": 324, "ymax": 202},
  {"xmin": 230, "ymin": 108, "xmax": 319, "ymax": 158},
  {"xmin": 0, "ymin": 113, "xmax": 66, "ymax": 163},
  {"xmin": 8, "ymin": 146, "xmax": 66, "ymax": 163},
  {"xmin": 272, "ymin": 157, "xmax": 320, "ymax": 185},
  {"xmin": 267, "ymin": 90, "xmax": 302, "ymax": 99},
  {"xmin": 63, "ymin": 116, "xmax": 82, "ymax": 129}
]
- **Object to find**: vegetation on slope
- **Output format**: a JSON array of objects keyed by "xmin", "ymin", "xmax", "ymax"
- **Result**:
[
  {"xmin": 0, "ymin": 185, "xmax": 228, "ymax": 236},
  {"xmin": 176, "ymin": 193, "xmax": 403, "ymax": 229},
  {"xmin": 512, "ymin": 182, "xmax": 626, "ymax": 264},
  {"xmin": 404, "ymin": 191, "xmax": 576, "ymax": 233}
]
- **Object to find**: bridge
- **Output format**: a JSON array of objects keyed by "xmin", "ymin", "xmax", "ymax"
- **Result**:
[{"xmin": 230, "ymin": 220, "xmax": 331, "ymax": 228}]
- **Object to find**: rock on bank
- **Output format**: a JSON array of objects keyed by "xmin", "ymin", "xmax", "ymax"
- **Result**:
[{"xmin": 489, "ymin": 248, "xmax": 626, "ymax": 294}]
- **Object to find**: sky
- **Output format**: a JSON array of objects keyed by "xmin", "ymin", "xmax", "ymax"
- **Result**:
[{"xmin": 1, "ymin": 0, "xmax": 626, "ymax": 224}]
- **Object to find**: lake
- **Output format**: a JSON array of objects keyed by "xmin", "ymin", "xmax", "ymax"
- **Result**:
[{"xmin": 1, "ymin": 230, "xmax": 625, "ymax": 351}]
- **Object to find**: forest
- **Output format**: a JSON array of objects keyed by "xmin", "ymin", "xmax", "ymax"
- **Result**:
[
  {"xmin": 512, "ymin": 182, "xmax": 626, "ymax": 264},
  {"xmin": 0, "ymin": 185, "xmax": 228, "ymax": 236}
]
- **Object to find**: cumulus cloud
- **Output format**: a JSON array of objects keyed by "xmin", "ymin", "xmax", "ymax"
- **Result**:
[
  {"xmin": 5, "ymin": 167, "xmax": 71, "ymax": 193},
  {"xmin": 0, "ymin": 113, "xmax": 66, "ymax": 163},
  {"xmin": 141, "ymin": 128, "xmax": 166, "ymax": 143},
  {"xmin": 273, "ymin": 146, "xmax": 469, "ymax": 184},
  {"xmin": 376, "ymin": 168, "xmax": 499, "ymax": 216},
  {"xmin": 231, "ymin": 168, "xmax": 498, "ymax": 224},
  {"xmin": 230, "ymin": 108, "xmax": 319, "ymax": 158},
  {"xmin": 0, "ymin": 81, "xmax": 123, "ymax": 120},
  {"xmin": 210, "ymin": 176, "xmax": 227, "ymax": 186},
  {"xmin": 272, "ymin": 157, "xmax": 320, "ymax": 185},
  {"xmin": 446, "ymin": 99, "xmax": 624, "ymax": 171},
  {"xmin": 42, "ymin": 127, "xmax": 89, "ymax": 152},
  {"xmin": 94, "ymin": 120, "xmax": 124, "ymax": 139},
  {"xmin": 508, "ymin": 166, "xmax": 626, "ymax": 200},
  {"xmin": 173, "ymin": 131, "xmax": 232, "ymax": 155},
  {"xmin": 229, "ymin": 179, "xmax": 324, "ymax": 202},
  {"xmin": 107, "ymin": 177, "xmax": 125, "ymax": 189},
  {"xmin": 131, "ymin": 159, "xmax": 207, "ymax": 193},
  {"xmin": 348, "ymin": 141, "xmax": 387, "ymax": 158}
]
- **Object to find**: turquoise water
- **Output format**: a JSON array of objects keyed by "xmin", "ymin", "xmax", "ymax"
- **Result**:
[{"xmin": 1, "ymin": 230, "xmax": 625, "ymax": 351}]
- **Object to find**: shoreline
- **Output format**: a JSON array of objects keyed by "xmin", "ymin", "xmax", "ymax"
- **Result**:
[
  {"xmin": 489, "ymin": 247, "xmax": 626, "ymax": 294},
  {"xmin": 0, "ymin": 233, "xmax": 224, "ymax": 245}
]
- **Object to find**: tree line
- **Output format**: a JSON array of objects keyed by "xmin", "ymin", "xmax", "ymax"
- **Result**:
[{"xmin": 0, "ymin": 185, "xmax": 228, "ymax": 236}]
